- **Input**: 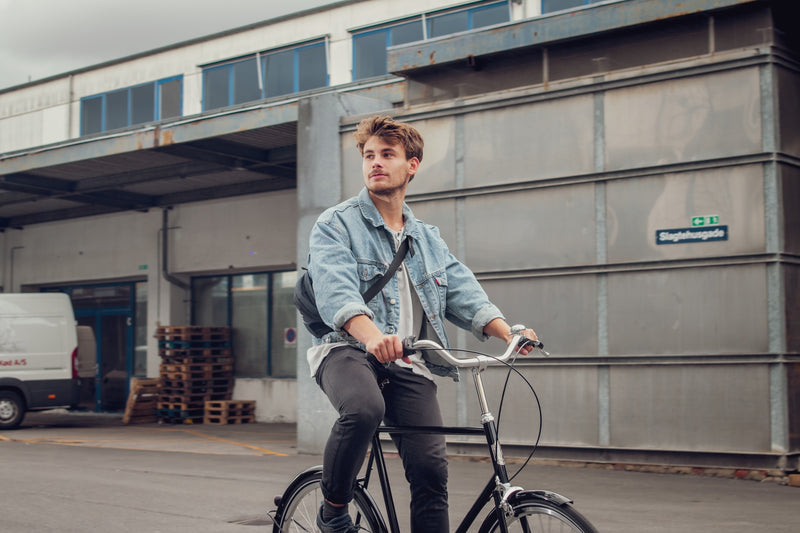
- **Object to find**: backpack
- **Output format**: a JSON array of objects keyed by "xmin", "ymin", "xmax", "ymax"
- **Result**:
[{"xmin": 294, "ymin": 237, "xmax": 410, "ymax": 338}]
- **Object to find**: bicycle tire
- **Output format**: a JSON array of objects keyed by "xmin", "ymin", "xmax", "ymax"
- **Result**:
[
  {"xmin": 273, "ymin": 469, "xmax": 385, "ymax": 532},
  {"xmin": 478, "ymin": 493, "xmax": 599, "ymax": 533}
]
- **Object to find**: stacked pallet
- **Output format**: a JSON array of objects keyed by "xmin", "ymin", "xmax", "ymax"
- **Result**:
[
  {"xmin": 204, "ymin": 400, "xmax": 256, "ymax": 425},
  {"xmin": 156, "ymin": 326, "xmax": 233, "ymax": 424},
  {"xmin": 122, "ymin": 378, "xmax": 160, "ymax": 424}
]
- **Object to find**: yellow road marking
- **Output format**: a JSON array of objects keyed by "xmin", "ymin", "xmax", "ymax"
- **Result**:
[{"xmin": 181, "ymin": 428, "xmax": 289, "ymax": 456}]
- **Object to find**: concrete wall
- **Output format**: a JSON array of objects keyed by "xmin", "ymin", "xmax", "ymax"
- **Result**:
[{"xmin": 1, "ymin": 190, "xmax": 299, "ymax": 422}]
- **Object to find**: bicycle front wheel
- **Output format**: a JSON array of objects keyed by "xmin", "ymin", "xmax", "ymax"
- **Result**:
[
  {"xmin": 478, "ymin": 494, "xmax": 598, "ymax": 533},
  {"xmin": 274, "ymin": 469, "xmax": 385, "ymax": 533}
]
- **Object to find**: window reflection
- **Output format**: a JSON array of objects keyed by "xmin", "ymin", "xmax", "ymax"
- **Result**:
[{"xmin": 191, "ymin": 271, "xmax": 297, "ymax": 378}]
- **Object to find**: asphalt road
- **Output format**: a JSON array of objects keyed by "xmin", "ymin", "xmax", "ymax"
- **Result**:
[{"xmin": 1, "ymin": 412, "xmax": 798, "ymax": 532}]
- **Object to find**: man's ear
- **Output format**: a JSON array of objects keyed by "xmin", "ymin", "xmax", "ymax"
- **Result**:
[{"xmin": 408, "ymin": 157, "xmax": 420, "ymax": 177}]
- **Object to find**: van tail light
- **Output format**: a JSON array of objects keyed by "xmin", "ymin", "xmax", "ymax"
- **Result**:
[{"xmin": 71, "ymin": 347, "xmax": 79, "ymax": 379}]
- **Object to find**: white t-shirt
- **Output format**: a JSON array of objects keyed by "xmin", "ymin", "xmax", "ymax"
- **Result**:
[{"xmin": 306, "ymin": 229, "xmax": 432, "ymax": 381}]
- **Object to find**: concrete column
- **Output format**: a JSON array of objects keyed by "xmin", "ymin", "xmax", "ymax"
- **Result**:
[{"xmin": 295, "ymin": 92, "xmax": 389, "ymax": 454}]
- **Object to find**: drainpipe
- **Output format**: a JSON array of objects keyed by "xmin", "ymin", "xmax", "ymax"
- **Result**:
[
  {"xmin": 8, "ymin": 246, "xmax": 23, "ymax": 293},
  {"xmin": 161, "ymin": 207, "xmax": 189, "ymax": 290}
]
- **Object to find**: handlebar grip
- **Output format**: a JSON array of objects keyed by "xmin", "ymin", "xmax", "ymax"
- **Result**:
[
  {"xmin": 518, "ymin": 337, "xmax": 544, "ymax": 351},
  {"xmin": 402, "ymin": 336, "xmax": 418, "ymax": 356}
]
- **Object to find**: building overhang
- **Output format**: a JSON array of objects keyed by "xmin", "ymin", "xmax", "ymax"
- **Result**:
[
  {"xmin": 0, "ymin": 101, "xmax": 301, "ymax": 229},
  {"xmin": 388, "ymin": 0, "xmax": 763, "ymax": 74}
]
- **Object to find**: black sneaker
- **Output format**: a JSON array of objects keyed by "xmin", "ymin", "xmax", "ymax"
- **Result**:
[{"xmin": 316, "ymin": 504, "xmax": 359, "ymax": 533}]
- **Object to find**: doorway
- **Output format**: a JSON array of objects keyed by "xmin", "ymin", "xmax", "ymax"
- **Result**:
[{"xmin": 45, "ymin": 282, "xmax": 147, "ymax": 412}]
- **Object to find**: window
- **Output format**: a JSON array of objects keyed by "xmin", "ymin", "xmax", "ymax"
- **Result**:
[
  {"xmin": 202, "ymin": 41, "xmax": 328, "ymax": 111},
  {"xmin": 80, "ymin": 76, "xmax": 183, "ymax": 135},
  {"xmin": 354, "ymin": 20, "xmax": 424, "ymax": 80},
  {"xmin": 542, "ymin": 0, "xmax": 607, "ymax": 14},
  {"xmin": 352, "ymin": 1, "xmax": 509, "ymax": 80},
  {"xmin": 191, "ymin": 270, "xmax": 298, "ymax": 378}
]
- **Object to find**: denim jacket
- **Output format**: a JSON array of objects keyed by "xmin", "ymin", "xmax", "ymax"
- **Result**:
[{"xmin": 308, "ymin": 188, "xmax": 505, "ymax": 381}]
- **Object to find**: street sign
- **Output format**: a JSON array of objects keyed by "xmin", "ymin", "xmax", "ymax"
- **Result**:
[{"xmin": 656, "ymin": 225, "xmax": 728, "ymax": 245}]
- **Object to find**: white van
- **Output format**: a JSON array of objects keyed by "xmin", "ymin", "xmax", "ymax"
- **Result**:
[{"xmin": 0, "ymin": 293, "xmax": 81, "ymax": 428}]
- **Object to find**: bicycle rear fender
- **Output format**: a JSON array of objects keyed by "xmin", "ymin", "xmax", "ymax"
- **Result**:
[{"xmin": 272, "ymin": 465, "xmax": 323, "ymax": 523}]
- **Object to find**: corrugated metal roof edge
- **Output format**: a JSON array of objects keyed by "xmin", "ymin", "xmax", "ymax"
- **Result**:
[{"xmin": 387, "ymin": 0, "xmax": 763, "ymax": 73}]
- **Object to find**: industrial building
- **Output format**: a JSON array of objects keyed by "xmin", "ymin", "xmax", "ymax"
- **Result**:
[{"xmin": 0, "ymin": 0, "xmax": 797, "ymax": 471}]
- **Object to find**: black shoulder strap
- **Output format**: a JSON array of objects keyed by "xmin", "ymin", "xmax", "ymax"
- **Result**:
[{"xmin": 361, "ymin": 237, "xmax": 410, "ymax": 303}]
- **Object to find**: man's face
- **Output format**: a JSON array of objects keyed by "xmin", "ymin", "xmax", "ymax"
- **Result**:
[{"xmin": 362, "ymin": 136, "xmax": 419, "ymax": 196}]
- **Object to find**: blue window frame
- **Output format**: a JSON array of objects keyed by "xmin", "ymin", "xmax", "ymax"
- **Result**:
[
  {"xmin": 542, "ymin": 0, "xmax": 606, "ymax": 14},
  {"xmin": 191, "ymin": 270, "xmax": 298, "ymax": 378},
  {"xmin": 202, "ymin": 41, "xmax": 327, "ymax": 111},
  {"xmin": 80, "ymin": 76, "xmax": 182, "ymax": 136},
  {"xmin": 352, "ymin": 1, "xmax": 510, "ymax": 80}
]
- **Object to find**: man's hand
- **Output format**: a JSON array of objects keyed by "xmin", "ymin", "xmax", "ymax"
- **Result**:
[
  {"xmin": 484, "ymin": 318, "xmax": 538, "ymax": 355},
  {"xmin": 344, "ymin": 314, "xmax": 412, "ymax": 364},
  {"xmin": 365, "ymin": 334, "xmax": 411, "ymax": 364},
  {"xmin": 511, "ymin": 327, "xmax": 539, "ymax": 355}
]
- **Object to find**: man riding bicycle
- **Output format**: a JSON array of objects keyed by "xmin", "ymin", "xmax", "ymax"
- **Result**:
[{"xmin": 304, "ymin": 115, "xmax": 537, "ymax": 533}]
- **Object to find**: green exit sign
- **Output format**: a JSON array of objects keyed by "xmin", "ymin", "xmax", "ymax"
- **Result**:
[{"xmin": 691, "ymin": 215, "xmax": 719, "ymax": 227}]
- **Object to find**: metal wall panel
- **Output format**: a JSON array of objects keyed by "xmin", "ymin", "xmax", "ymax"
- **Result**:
[
  {"xmin": 786, "ymin": 265, "xmax": 800, "ymax": 354},
  {"xmin": 408, "ymin": 198, "xmax": 458, "ymax": 251},
  {"xmin": 606, "ymin": 165, "xmax": 766, "ymax": 263},
  {"xmin": 478, "ymin": 276, "xmax": 598, "ymax": 357},
  {"xmin": 609, "ymin": 364, "xmax": 771, "ymax": 452},
  {"xmin": 462, "ymin": 95, "xmax": 595, "ymax": 186},
  {"xmin": 778, "ymin": 67, "xmax": 800, "ymax": 159},
  {"xmin": 484, "ymin": 365, "xmax": 599, "ymax": 447},
  {"xmin": 463, "ymin": 185, "xmax": 597, "ymax": 270},
  {"xmin": 607, "ymin": 264, "xmax": 769, "ymax": 356},
  {"xmin": 788, "ymin": 363, "xmax": 800, "ymax": 451},
  {"xmin": 436, "ymin": 363, "xmax": 600, "ymax": 447},
  {"xmin": 605, "ymin": 69, "xmax": 762, "ymax": 170},
  {"xmin": 782, "ymin": 165, "xmax": 800, "ymax": 256}
]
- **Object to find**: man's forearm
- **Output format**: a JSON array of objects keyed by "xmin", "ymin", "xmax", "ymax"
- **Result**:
[
  {"xmin": 483, "ymin": 317, "xmax": 513, "ymax": 343},
  {"xmin": 343, "ymin": 314, "xmax": 384, "ymax": 346}
]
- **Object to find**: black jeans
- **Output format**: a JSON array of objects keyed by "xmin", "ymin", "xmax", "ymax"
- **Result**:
[{"xmin": 316, "ymin": 346, "xmax": 449, "ymax": 533}]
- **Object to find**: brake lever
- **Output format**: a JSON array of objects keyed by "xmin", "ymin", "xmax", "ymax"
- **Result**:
[{"xmin": 517, "ymin": 336, "xmax": 549, "ymax": 357}]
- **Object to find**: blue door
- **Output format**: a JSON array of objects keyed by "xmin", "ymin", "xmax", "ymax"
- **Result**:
[
  {"xmin": 47, "ymin": 283, "xmax": 138, "ymax": 413},
  {"xmin": 75, "ymin": 308, "xmax": 133, "ymax": 412}
]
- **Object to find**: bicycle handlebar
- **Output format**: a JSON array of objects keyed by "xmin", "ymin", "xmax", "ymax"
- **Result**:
[{"xmin": 402, "ymin": 333, "xmax": 545, "ymax": 369}]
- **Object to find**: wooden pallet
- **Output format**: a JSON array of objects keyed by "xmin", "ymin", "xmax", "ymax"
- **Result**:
[
  {"xmin": 156, "ymin": 325, "xmax": 230, "ymax": 338},
  {"xmin": 122, "ymin": 378, "xmax": 161, "ymax": 424},
  {"xmin": 204, "ymin": 400, "xmax": 256, "ymax": 425},
  {"xmin": 160, "ymin": 362, "xmax": 233, "ymax": 381},
  {"xmin": 159, "ymin": 378, "xmax": 234, "ymax": 397},
  {"xmin": 158, "ymin": 339, "xmax": 231, "ymax": 350},
  {"xmin": 158, "ymin": 348, "xmax": 233, "ymax": 365},
  {"xmin": 159, "ymin": 390, "xmax": 232, "ymax": 404}
]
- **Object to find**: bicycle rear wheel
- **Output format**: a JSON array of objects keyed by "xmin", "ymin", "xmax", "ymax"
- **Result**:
[
  {"xmin": 273, "ymin": 469, "xmax": 384, "ymax": 532},
  {"xmin": 478, "ymin": 494, "xmax": 598, "ymax": 533}
]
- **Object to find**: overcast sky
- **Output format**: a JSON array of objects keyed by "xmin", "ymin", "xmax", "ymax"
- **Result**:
[{"xmin": 0, "ymin": 0, "xmax": 338, "ymax": 90}]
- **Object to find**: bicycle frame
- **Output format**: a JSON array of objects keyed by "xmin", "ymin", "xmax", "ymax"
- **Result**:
[{"xmin": 359, "ymin": 366, "xmax": 521, "ymax": 533}]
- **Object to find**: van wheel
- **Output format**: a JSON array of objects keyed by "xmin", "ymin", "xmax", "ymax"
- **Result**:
[{"xmin": 0, "ymin": 391, "xmax": 24, "ymax": 429}]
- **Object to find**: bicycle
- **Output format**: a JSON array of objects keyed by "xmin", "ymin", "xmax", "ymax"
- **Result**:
[{"xmin": 270, "ymin": 328, "xmax": 599, "ymax": 532}]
